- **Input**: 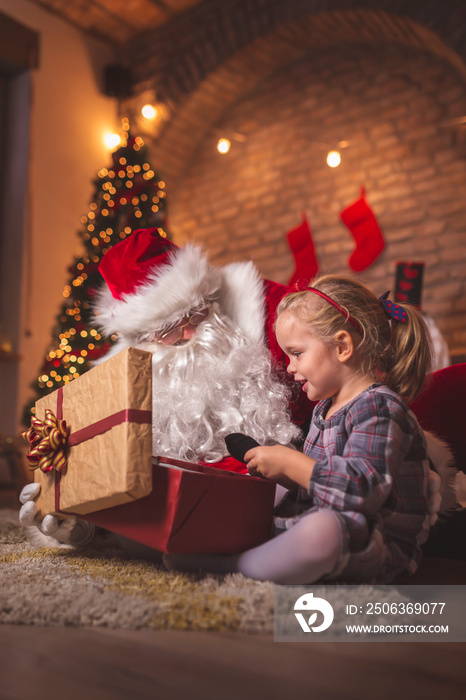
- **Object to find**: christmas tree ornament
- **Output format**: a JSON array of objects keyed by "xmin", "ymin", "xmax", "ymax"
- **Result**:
[
  {"xmin": 340, "ymin": 187, "xmax": 385, "ymax": 272},
  {"xmin": 286, "ymin": 213, "xmax": 319, "ymax": 287}
]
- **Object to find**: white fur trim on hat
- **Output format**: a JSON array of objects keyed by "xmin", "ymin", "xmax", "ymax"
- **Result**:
[{"xmin": 93, "ymin": 244, "xmax": 223, "ymax": 339}]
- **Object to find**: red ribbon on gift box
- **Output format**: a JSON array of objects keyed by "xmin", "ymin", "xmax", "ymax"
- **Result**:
[{"xmin": 52, "ymin": 386, "xmax": 151, "ymax": 513}]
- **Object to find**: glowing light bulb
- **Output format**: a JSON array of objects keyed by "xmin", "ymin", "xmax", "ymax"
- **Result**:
[
  {"xmin": 217, "ymin": 138, "xmax": 231, "ymax": 154},
  {"xmin": 326, "ymin": 150, "xmax": 341, "ymax": 168},
  {"xmin": 104, "ymin": 132, "xmax": 121, "ymax": 149},
  {"xmin": 141, "ymin": 104, "xmax": 157, "ymax": 119}
]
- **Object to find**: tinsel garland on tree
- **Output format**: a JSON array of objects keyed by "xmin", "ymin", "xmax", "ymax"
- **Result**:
[{"xmin": 23, "ymin": 123, "xmax": 169, "ymax": 423}]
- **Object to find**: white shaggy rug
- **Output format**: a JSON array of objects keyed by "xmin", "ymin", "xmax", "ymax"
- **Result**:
[{"xmin": 0, "ymin": 509, "xmax": 274, "ymax": 633}]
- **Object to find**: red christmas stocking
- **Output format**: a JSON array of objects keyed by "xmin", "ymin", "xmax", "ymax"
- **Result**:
[
  {"xmin": 340, "ymin": 187, "xmax": 385, "ymax": 272},
  {"xmin": 286, "ymin": 214, "xmax": 319, "ymax": 287}
]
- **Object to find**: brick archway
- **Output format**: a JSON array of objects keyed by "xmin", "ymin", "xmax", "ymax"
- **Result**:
[
  {"xmin": 140, "ymin": 9, "xmax": 466, "ymax": 189},
  {"xmin": 128, "ymin": 0, "xmax": 466, "ymax": 106}
]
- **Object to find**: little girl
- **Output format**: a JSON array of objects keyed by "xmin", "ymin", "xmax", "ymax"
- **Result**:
[{"xmin": 166, "ymin": 274, "xmax": 435, "ymax": 584}]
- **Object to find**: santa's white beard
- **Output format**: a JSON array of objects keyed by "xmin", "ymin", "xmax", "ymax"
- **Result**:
[{"xmin": 134, "ymin": 305, "xmax": 301, "ymax": 463}]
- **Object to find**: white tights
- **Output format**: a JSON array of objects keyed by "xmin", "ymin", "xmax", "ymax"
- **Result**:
[{"xmin": 164, "ymin": 509, "xmax": 342, "ymax": 585}]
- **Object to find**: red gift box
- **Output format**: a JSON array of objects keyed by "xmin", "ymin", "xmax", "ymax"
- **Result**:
[{"xmin": 83, "ymin": 457, "xmax": 276, "ymax": 554}]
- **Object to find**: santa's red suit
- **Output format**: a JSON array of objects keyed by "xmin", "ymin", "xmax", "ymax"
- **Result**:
[{"xmin": 93, "ymin": 228, "xmax": 312, "ymax": 473}]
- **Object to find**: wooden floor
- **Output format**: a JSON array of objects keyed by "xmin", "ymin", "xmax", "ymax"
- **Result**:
[{"xmin": 0, "ymin": 625, "xmax": 466, "ymax": 700}]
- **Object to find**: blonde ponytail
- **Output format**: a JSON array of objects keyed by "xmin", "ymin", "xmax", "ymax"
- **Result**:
[{"xmin": 382, "ymin": 303, "xmax": 433, "ymax": 402}]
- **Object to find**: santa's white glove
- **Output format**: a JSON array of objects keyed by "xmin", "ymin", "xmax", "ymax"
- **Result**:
[
  {"xmin": 427, "ymin": 469, "xmax": 442, "ymax": 527},
  {"xmin": 19, "ymin": 483, "xmax": 95, "ymax": 548}
]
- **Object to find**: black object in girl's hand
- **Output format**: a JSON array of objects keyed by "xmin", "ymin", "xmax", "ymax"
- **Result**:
[{"xmin": 224, "ymin": 433, "xmax": 260, "ymax": 463}]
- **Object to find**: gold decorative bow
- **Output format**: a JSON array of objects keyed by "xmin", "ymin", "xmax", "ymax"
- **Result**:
[{"xmin": 22, "ymin": 410, "xmax": 70, "ymax": 472}]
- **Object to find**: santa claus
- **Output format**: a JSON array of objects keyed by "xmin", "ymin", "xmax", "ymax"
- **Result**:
[
  {"xmin": 20, "ymin": 227, "xmax": 311, "ymax": 544},
  {"xmin": 93, "ymin": 227, "xmax": 310, "ymax": 469}
]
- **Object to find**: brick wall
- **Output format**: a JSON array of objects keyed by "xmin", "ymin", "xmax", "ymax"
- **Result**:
[
  {"xmin": 119, "ymin": 2, "xmax": 466, "ymax": 362},
  {"xmin": 163, "ymin": 43, "xmax": 466, "ymax": 361}
]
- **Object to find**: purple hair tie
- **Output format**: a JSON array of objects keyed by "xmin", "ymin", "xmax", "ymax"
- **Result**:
[{"xmin": 379, "ymin": 291, "xmax": 407, "ymax": 323}]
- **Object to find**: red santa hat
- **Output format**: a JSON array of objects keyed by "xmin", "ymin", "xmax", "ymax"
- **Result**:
[{"xmin": 93, "ymin": 228, "xmax": 223, "ymax": 338}]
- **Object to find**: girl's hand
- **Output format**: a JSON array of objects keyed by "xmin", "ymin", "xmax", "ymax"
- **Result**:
[
  {"xmin": 244, "ymin": 445, "xmax": 293, "ymax": 481},
  {"xmin": 244, "ymin": 445, "xmax": 315, "ymax": 489}
]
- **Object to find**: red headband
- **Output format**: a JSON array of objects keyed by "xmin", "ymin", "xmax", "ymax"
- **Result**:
[{"xmin": 306, "ymin": 287, "xmax": 363, "ymax": 335}]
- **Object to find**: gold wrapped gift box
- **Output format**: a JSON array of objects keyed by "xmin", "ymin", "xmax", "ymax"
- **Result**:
[{"xmin": 31, "ymin": 347, "xmax": 153, "ymax": 518}]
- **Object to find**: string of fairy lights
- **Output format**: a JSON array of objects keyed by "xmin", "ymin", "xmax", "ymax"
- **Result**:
[{"xmin": 30, "ymin": 118, "xmax": 168, "ymax": 411}]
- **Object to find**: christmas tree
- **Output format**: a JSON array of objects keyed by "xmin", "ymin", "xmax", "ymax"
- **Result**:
[{"xmin": 24, "ymin": 120, "xmax": 169, "ymax": 422}]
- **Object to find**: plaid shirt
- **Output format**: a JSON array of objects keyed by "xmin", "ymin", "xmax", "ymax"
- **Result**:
[{"xmin": 274, "ymin": 384, "xmax": 431, "ymax": 583}]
